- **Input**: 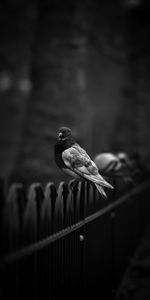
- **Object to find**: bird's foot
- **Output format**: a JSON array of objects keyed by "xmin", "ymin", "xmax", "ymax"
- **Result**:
[{"xmin": 69, "ymin": 179, "xmax": 79, "ymax": 190}]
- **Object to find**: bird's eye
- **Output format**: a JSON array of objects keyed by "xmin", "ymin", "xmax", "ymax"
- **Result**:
[{"xmin": 58, "ymin": 132, "xmax": 63, "ymax": 138}]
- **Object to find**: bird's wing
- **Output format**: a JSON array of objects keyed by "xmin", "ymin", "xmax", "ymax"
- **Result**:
[{"xmin": 62, "ymin": 144, "xmax": 113, "ymax": 189}]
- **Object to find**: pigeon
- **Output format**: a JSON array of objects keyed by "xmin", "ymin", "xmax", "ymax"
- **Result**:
[
  {"xmin": 94, "ymin": 153, "xmax": 122, "ymax": 175},
  {"xmin": 116, "ymin": 151, "xmax": 148, "ymax": 182},
  {"xmin": 54, "ymin": 126, "xmax": 113, "ymax": 198},
  {"xmin": 116, "ymin": 152, "xmax": 130, "ymax": 166}
]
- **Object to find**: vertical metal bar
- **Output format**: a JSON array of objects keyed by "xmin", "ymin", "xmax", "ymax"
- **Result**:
[{"xmin": 79, "ymin": 181, "xmax": 86, "ymax": 297}]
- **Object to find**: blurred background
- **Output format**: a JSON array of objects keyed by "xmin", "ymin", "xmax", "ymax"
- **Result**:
[{"xmin": 0, "ymin": 0, "xmax": 150, "ymax": 187}]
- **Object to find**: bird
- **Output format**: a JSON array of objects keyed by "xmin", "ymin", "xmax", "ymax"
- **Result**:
[
  {"xmin": 116, "ymin": 152, "xmax": 130, "ymax": 166},
  {"xmin": 94, "ymin": 152, "xmax": 122, "ymax": 175},
  {"xmin": 116, "ymin": 151, "xmax": 148, "ymax": 182},
  {"xmin": 54, "ymin": 126, "xmax": 113, "ymax": 198}
]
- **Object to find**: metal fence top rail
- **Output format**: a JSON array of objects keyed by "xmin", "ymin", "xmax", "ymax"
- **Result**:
[{"xmin": 1, "ymin": 179, "xmax": 150, "ymax": 267}]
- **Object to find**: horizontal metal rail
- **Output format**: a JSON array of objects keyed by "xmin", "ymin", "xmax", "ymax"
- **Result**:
[{"xmin": 1, "ymin": 179, "xmax": 150, "ymax": 267}]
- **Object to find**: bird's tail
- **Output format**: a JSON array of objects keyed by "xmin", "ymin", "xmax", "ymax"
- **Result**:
[
  {"xmin": 95, "ymin": 183, "xmax": 107, "ymax": 199},
  {"xmin": 99, "ymin": 177, "xmax": 114, "ymax": 189},
  {"xmin": 84, "ymin": 173, "xmax": 114, "ymax": 190}
]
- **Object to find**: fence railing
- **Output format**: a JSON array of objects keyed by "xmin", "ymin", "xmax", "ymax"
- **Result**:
[{"xmin": 1, "ymin": 175, "xmax": 150, "ymax": 300}]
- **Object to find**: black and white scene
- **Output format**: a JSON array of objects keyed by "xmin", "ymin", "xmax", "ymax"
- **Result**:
[{"xmin": 0, "ymin": 0, "xmax": 150, "ymax": 299}]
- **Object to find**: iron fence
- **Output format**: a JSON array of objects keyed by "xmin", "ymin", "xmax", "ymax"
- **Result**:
[{"xmin": 0, "ymin": 176, "xmax": 150, "ymax": 300}]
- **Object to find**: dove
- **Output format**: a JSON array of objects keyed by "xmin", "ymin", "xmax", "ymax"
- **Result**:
[
  {"xmin": 116, "ymin": 151, "xmax": 148, "ymax": 182},
  {"xmin": 116, "ymin": 152, "xmax": 130, "ymax": 166},
  {"xmin": 94, "ymin": 152, "xmax": 122, "ymax": 175},
  {"xmin": 54, "ymin": 126, "xmax": 113, "ymax": 198}
]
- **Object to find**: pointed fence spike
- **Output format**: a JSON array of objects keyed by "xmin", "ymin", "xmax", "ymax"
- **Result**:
[
  {"xmin": 66, "ymin": 180, "xmax": 76, "ymax": 226},
  {"xmin": 54, "ymin": 182, "xmax": 65, "ymax": 232},
  {"xmin": 79, "ymin": 181, "xmax": 86, "ymax": 220},
  {"xmin": 2, "ymin": 184, "xmax": 23, "ymax": 253},
  {"xmin": 61, "ymin": 182, "xmax": 69, "ymax": 228},
  {"xmin": 41, "ymin": 182, "xmax": 56, "ymax": 237},
  {"xmin": 71, "ymin": 181, "xmax": 80, "ymax": 223},
  {"xmin": 75, "ymin": 181, "xmax": 82, "ymax": 221},
  {"xmin": 23, "ymin": 183, "xmax": 44, "ymax": 245}
]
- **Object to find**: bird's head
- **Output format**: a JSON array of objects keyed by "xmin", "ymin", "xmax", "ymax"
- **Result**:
[
  {"xmin": 117, "ymin": 152, "xmax": 128, "ymax": 162},
  {"xmin": 57, "ymin": 126, "xmax": 72, "ymax": 141}
]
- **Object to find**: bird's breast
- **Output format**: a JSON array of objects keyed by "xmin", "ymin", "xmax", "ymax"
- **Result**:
[{"xmin": 55, "ymin": 151, "xmax": 66, "ymax": 169}]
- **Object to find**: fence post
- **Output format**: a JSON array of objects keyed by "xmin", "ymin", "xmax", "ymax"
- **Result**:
[
  {"xmin": 41, "ymin": 182, "xmax": 56, "ymax": 238},
  {"xmin": 1, "ymin": 183, "xmax": 26, "ymax": 300},
  {"xmin": 2, "ymin": 183, "xmax": 25, "ymax": 254},
  {"xmin": 23, "ymin": 183, "xmax": 43, "ymax": 245}
]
